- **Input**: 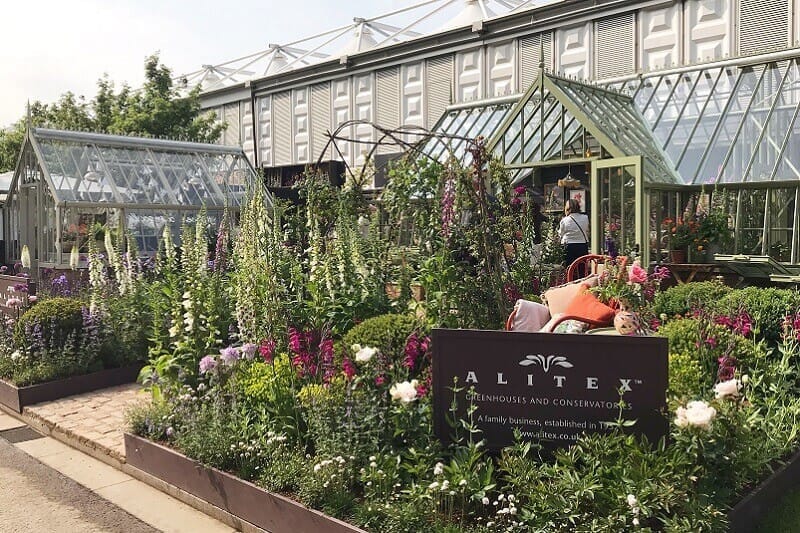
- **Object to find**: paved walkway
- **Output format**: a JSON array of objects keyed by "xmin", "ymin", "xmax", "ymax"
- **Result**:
[
  {"xmin": 0, "ymin": 412, "xmax": 235, "ymax": 533},
  {"xmin": 24, "ymin": 383, "xmax": 145, "ymax": 462}
]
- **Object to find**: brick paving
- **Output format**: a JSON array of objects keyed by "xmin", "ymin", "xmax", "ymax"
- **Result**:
[{"xmin": 23, "ymin": 383, "xmax": 147, "ymax": 462}]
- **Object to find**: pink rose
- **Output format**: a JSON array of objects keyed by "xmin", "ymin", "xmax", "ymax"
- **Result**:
[{"xmin": 628, "ymin": 264, "xmax": 648, "ymax": 284}]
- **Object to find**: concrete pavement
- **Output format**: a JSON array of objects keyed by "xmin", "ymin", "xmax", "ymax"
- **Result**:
[{"xmin": 0, "ymin": 412, "xmax": 236, "ymax": 533}]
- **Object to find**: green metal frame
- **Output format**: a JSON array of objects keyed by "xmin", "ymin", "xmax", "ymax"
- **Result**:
[{"xmin": 591, "ymin": 156, "xmax": 644, "ymax": 263}]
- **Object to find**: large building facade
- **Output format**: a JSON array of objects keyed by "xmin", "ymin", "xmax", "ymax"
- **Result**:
[{"xmin": 195, "ymin": 0, "xmax": 800, "ymax": 270}]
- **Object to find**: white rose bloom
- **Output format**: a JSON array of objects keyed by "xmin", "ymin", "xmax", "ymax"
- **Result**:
[
  {"xmin": 714, "ymin": 378, "xmax": 741, "ymax": 400},
  {"xmin": 675, "ymin": 400, "xmax": 716, "ymax": 430},
  {"xmin": 627, "ymin": 494, "xmax": 638, "ymax": 507},
  {"xmin": 355, "ymin": 346, "xmax": 378, "ymax": 363},
  {"xmin": 433, "ymin": 462, "xmax": 444, "ymax": 476},
  {"xmin": 389, "ymin": 380, "xmax": 419, "ymax": 403}
]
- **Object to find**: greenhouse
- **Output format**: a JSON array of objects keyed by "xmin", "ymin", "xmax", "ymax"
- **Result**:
[
  {"xmin": 5, "ymin": 127, "xmax": 266, "ymax": 271},
  {"xmin": 424, "ymin": 52, "xmax": 800, "ymax": 270}
]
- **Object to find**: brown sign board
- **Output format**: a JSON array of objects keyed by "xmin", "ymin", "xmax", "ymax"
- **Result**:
[{"xmin": 432, "ymin": 329, "xmax": 668, "ymax": 451}]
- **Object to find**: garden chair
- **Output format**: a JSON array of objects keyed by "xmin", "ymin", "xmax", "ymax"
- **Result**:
[{"xmin": 566, "ymin": 254, "xmax": 628, "ymax": 282}]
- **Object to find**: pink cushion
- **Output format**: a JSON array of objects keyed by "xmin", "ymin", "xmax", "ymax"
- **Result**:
[
  {"xmin": 511, "ymin": 300, "xmax": 550, "ymax": 332},
  {"xmin": 543, "ymin": 282, "xmax": 589, "ymax": 317}
]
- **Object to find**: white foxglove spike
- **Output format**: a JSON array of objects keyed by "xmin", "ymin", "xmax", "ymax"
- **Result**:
[
  {"xmin": 21, "ymin": 245, "xmax": 31, "ymax": 269},
  {"xmin": 70, "ymin": 245, "xmax": 80, "ymax": 270}
]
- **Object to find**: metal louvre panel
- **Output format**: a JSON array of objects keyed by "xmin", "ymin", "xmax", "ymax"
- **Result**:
[
  {"xmin": 426, "ymin": 55, "xmax": 454, "ymax": 129},
  {"xmin": 223, "ymin": 104, "xmax": 240, "ymax": 146},
  {"xmin": 240, "ymin": 101, "xmax": 254, "ymax": 162},
  {"xmin": 594, "ymin": 13, "xmax": 635, "ymax": 80},
  {"xmin": 738, "ymin": 0, "xmax": 789, "ymax": 56},
  {"xmin": 376, "ymin": 67, "xmax": 400, "ymax": 153},
  {"xmin": 273, "ymin": 91, "xmax": 292, "ymax": 165},
  {"xmin": 311, "ymin": 83, "xmax": 331, "ymax": 162},
  {"xmin": 520, "ymin": 33, "xmax": 552, "ymax": 90}
]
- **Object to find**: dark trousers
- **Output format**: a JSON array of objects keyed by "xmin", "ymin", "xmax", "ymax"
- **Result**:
[{"xmin": 564, "ymin": 242, "xmax": 589, "ymax": 278}]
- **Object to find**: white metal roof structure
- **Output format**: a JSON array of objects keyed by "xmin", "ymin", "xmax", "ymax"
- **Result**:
[{"xmin": 181, "ymin": 0, "xmax": 561, "ymax": 91}]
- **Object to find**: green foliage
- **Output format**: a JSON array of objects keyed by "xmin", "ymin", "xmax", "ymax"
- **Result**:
[
  {"xmin": 658, "ymin": 317, "xmax": 762, "ymax": 376},
  {"xmin": 653, "ymin": 281, "xmax": 731, "ymax": 318},
  {"xmin": 669, "ymin": 351, "xmax": 707, "ymax": 400},
  {"xmin": 0, "ymin": 54, "xmax": 223, "ymax": 173},
  {"xmin": 342, "ymin": 314, "xmax": 417, "ymax": 359},
  {"xmin": 717, "ymin": 287, "xmax": 800, "ymax": 344},
  {"xmin": 14, "ymin": 297, "xmax": 84, "ymax": 349}
]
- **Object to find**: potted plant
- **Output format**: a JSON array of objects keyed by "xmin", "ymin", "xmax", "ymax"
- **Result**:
[{"xmin": 662, "ymin": 217, "xmax": 692, "ymax": 263}]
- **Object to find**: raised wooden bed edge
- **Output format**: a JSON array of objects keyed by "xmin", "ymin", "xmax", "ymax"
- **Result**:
[
  {"xmin": 0, "ymin": 364, "xmax": 142, "ymax": 413},
  {"xmin": 728, "ymin": 447, "xmax": 800, "ymax": 532},
  {"xmin": 126, "ymin": 431, "xmax": 800, "ymax": 533},
  {"xmin": 124, "ymin": 433, "xmax": 366, "ymax": 533}
]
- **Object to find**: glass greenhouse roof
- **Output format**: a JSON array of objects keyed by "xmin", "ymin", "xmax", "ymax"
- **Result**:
[
  {"xmin": 28, "ymin": 128, "xmax": 261, "ymax": 208},
  {"xmin": 426, "ymin": 57, "xmax": 800, "ymax": 187},
  {"xmin": 422, "ymin": 72, "xmax": 680, "ymax": 185},
  {"xmin": 612, "ymin": 57, "xmax": 800, "ymax": 185}
]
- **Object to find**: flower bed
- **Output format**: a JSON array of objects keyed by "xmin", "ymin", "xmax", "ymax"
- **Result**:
[
  {"xmin": 0, "ymin": 363, "xmax": 141, "ymax": 413},
  {"xmin": 124, "ymin": 433, "xmax": 365, "ymax": 533}
]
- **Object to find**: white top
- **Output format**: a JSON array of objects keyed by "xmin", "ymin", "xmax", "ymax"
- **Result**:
[{"xmin": 559, "ymin": 213, "xmax": 590, "ymax": 244}]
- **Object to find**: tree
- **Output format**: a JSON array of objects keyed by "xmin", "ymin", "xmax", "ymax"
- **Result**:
[{"xmin": 0, "ymin": 54, "xmax": 225, "ymax": 172}]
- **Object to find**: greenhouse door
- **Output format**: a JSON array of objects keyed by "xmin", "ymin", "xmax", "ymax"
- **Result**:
[
  {"xmin": 591, "ymin": 156, "xmax": 644, "ymax": 262},
  {"xmin": 20, "ymin": 183, "xmax": 38, "ymax": 269}
]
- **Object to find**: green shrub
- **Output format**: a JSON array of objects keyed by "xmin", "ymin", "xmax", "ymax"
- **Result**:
[
  {"xmin": 14, "ymin": 297, "xmax": 84, "ymax": 350},
  {"xmin": 658, "ymin": 318, "xmax": 762, "ymax": 378},
  {"xmin": 717, "ymin": 287, "xmax": 800, "ymax": 344},
  {"xmin": 653, "ymin": 281, "xmax": 731, "ymax": 319},
  {"xmin": 342, "ymin": 313, "xmax": 418, "ymax": 360},
  {"xmin": 668, "ymin": 351, "xmax": 707, "ymax": 400}
]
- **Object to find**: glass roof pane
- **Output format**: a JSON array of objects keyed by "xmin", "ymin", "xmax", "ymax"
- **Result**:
[
  {"xmin": 546, "ymin": 75, "xmax": 680, "ymax": 184},
  {"xmin": 31, "ymin": 128, "xmax": 262, "ymax": 208}
]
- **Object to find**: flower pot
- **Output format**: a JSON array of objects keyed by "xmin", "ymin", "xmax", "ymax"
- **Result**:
[{"xmin": 669, "ymin": 249, "xmax": 686, "ymax": 264}]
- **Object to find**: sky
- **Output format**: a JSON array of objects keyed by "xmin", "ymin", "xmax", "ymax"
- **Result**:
[{"xmin": 0, "ymin": 0, "xmax": 410, "ymax": 128}]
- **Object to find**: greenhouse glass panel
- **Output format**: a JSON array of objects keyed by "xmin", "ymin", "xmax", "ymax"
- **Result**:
[
  {"xmin": 745, "ymin": 60, "xmax": 800, "ymax": 182},
  {"xmin": 5, "ymin": 128, "xmax": 267, "ymax": 268},
  {"xmin": 736, "ymin": 189, "xmax": 767, "ymax": 255}
]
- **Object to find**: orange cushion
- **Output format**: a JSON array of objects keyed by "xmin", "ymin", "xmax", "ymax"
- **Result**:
[
  {"xmin": 543, "ymin": 282, "xmax": 588, "ymax": 316},
  {"xmin": 563, "ymin": 289, "xmax": 615, "ymax": 325}
]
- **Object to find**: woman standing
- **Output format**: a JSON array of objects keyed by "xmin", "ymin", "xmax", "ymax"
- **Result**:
[{"xmin": 559, "ymin": 198, "xmax": 590, "ymax": 276}]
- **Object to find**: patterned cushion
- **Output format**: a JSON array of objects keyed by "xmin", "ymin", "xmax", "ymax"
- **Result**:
[{"xmin": 552, "ymin": 320, "xmax": 590, "ymax": 334}]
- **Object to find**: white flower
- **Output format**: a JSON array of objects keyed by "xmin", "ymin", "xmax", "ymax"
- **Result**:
[
  {"xmin": 355, "ymin": 345, "xmax": 378, "ymax": 363},
  {"xmin": 389, "ymin": 380, "xmax": 419, "ymax": 403},
  {"xmin": 627, "ymin": 494, "xmax": 637, "ymax": 507},
  {"xmin": 10, "ymin": 350, "xmax": 21, "ymax": 361},
  {"xmin": 741, "ymin": 374, "xmax": 750, "ymax": 384},
  {"xmin": 633, "ymin": 518, "xmax": 640, "ymax": 527},
  {"xmin": 350, "ymin": 343, "xmax": 362, "ymax": 353},
  {"xmin": 428, "ymin": 481, "xmax": 439, "ymax": 490},
  {"xmin": 433, "ymin": 462, "xmax": 444, "ymax": 476},
  {"xmin": 714, "ymin": 378, "xmax": 741, "ymax": 400},
  {"xmin": 369, "ymin": 461, "xmax": 377, "ymax": 468},
  {"xmin": 458, "ymin": 479, "xmax": 467, "ymax": 486},
  {"xmin": 674, "ymin": 400, "xmax": 717, "ymax": 430},
  {"xmin": 482, "ymin": 497, "xmax": 490, "ymax": 505}
]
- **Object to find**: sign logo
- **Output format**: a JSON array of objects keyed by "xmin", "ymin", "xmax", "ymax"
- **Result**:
[{"xmin": 519, "ymin": 354, "xmax": 573, "ymax": 373}]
